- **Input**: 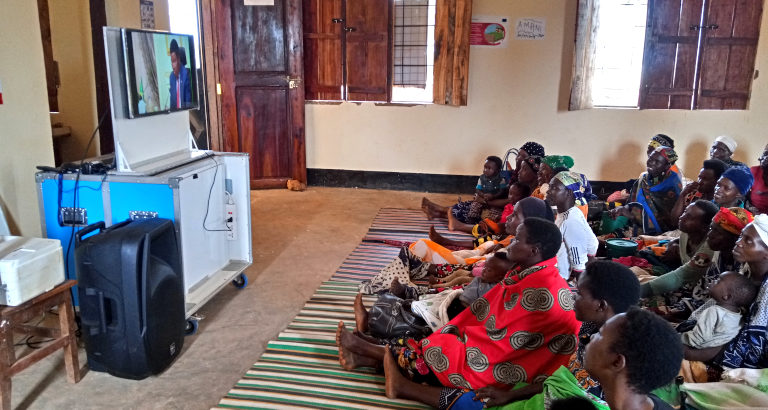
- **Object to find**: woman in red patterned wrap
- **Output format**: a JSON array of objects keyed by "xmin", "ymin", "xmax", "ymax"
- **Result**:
[{"xmin": 336, "ymin": 217, "xmax": 580, "ymax": 407}]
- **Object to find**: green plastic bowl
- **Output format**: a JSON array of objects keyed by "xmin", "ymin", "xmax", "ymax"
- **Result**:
[{"xmin": 606, "ymin": 238, "xmax": 638, "ymax": 258}]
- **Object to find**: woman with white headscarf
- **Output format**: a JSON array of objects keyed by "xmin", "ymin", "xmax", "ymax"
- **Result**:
[
  {"xmin": 685, "ymin": 214, "xmax": 768, "ymax": 369},
  {"xmin": 710, "ymin": 136, "xmax": 747, "ymax": 169}
]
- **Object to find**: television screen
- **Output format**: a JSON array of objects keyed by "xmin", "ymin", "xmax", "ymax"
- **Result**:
[{"xmin": 122, "ymin": 29, "xmax": 198, "ymax": 118}]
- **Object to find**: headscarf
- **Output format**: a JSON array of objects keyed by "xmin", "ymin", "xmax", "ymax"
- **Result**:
[
  {"xmin": 712, "ymin": 207, "xmax": 754, "ymax": 235},
  {"xmin": 721, "ymin": 166, "xmax": 754, "ymax": 195},
  {"xmin": 553, "ymin": 171, "xmax": 591, "ymax": 206},
  {"xmin": 753, "ymin": 214, "xmax": 768, "ymax": 248},
  {"xmin": 515, "ymin": 196, "xmax": 555, "ymax": 222},
  {"xmin": 520, "ymin": 142, "xmax": 545, "ymax": 158},
  {"xmin": 715, "ymin": 135, "xmax": 737, "ymax": 153},
  {"xmin": 542, "ymin": 155, "xmax": 574, "ymax": 171},
  {"xmin": 653, "ymin": 146, "xmax": 678, "ymax": 165},
  {"xmin": 648, "ymin": 134, "xmax": 675, "ymax": 150}
]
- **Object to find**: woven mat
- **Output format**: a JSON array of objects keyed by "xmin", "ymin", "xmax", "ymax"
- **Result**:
[{"xmin": 214, "ymin": 208, "xmax": 472, "ymax": 409}]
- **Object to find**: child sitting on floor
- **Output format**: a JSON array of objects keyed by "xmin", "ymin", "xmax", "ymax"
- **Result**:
[
  {"xmin": 678, "ymin": 271, "xmax": 758, "ymax": 349},
  {"xmin": 413, "ymin": 251, "xmax": 513, "ymax": 329},
  {"xmin": 444, "ymin": 156, "xmax": 509, "ymax": 226},
  {"xmin": 471, "ymin": 182, "xmax": 530, "ymax": 241}
]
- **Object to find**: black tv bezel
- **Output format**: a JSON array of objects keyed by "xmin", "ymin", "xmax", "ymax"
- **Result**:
[{"xmin": 121, "ymin": 28, "xmax": 199, "ymax": 119}]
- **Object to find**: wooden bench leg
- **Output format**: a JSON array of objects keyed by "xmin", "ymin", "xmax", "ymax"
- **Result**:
[
  {"xmin": 58, "ymin": 296, "xmax": 80, "ymax": 384},
  {"xmin": 0, "ymin": 320, "xmax": 13, "ymax": 410}
]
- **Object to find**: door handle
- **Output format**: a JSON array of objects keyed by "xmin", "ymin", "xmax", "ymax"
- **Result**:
[
  {"xmin": 345, "ymin": 27, "xmax": 356, "ymax": 32},
  {"xmin": 331, "ymin": 18, "xmax": 344, "ymax": 23}
]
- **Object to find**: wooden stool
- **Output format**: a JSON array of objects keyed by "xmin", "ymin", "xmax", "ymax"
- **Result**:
[{"xmin": 0, "ymin": 280, "xmax": 80, "ymax": 409}]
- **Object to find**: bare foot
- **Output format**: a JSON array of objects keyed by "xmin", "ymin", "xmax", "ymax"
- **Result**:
[
  {"xmin": 336, "ymin": 321, "xmax": 379, "ymax": 370},
  {"xmin": 390, "ymin": 279, "xmax": 407, "ymax": 299},
  {"xmin": 384, "ymin": 348, "xmax": 405, "ymax": 399},
  {"xmin": 426, "ymin": 274, "xmax": 439, "ymax": 285},
  {"xmin": 447, "ymin": 212, "xmax": 458, "ymax": 231},
  {"xmin": 421, "ymin": 198, "xmax": 433, "ymax": 220},
  {"xmin": 353, "ymin": 293, "xmax": 369, "ymax": 333},
  {"xmin": 429, "ymin": 225, "xmax": 450, "ymax": 246}
]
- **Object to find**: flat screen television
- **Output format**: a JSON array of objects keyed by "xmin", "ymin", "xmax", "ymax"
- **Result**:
[{"xmin": 122, "ymin": 29, "xmax": 198, "ymax": 118}]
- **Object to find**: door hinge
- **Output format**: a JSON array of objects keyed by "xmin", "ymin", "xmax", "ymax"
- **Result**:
[{"xmin": 216, "ymin": 83, "xmax": 222, "ymax": 95}]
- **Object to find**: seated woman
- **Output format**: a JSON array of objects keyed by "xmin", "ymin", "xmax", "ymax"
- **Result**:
[
  {"xmin": 338, "ymin": 218, "xmax": 580, "ymax": 396},
  {"xmin": 710, "ymin": 135, "xmax": 746, "ymax": 169},
  {"xmin": 359, "ymin": 197, "xmax": 553, "ymax": 297},
  {"xmin": 430, "ymin": 260, "xmax": 641, "ymax": 409},
  {"xmin": 383, "ymin": 307, "xmax": 682, "ymax": 410},
  {"xmin": 612, "ymin": 146, "xmax": 682, "ymax": 235},
  {"xmin": 546, "ymin": 171, "xmax": 599, "ymax": 280},
  {"xmin": 669, "ymin": 159, "xmax": 726, "ymax": 228},
  {"xmin": 643, "ymin": 200, "xmax": 718, "ymax": 273},
  {"xmin": 748, "ymin": 143, "xmax": 768, "ymax": 214},
  {"xmin": 533, "ymin": 155, "xmax": 574, "ymax": 200},
  {"xmin": 687, "ymin": 214, "xmax": 768, "ymax": 369},
  {"xmin": 520, "ymin": 156, "xmax": 544, "ymax": 199},
  {"xmin": 505, "ymin": 141, "xmax": 546, "ymax": 185},
  {"xmin": 642, "ymin": 207, "xmax": 752, "ymax": 315},
  {"xmin": 714, "ymin": 166, "xmax": 754, "ymax": 209}
]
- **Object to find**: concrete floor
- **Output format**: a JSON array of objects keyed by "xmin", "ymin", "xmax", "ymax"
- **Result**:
[{"xmin": 12, "ymin": 187, "xmax": 459, "ymax": 410}]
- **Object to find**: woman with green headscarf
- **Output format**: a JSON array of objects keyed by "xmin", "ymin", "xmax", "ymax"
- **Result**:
[{"xmin": 532, "ymin": 155, "xmax": 575, "ymax": 200}]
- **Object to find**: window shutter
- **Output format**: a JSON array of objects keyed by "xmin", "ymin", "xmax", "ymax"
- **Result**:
[
  {"xmin": 303, "ymin": 0, "xmax": 344, "ymax": 101},
  {"xmin": 639, "ymin": 0, "xmax": 704, "ymax": 109},
  {"xmin": 37, "ymin": 0, "xmax": 59, "ymax": 112},
  {"xmin": 433, "ymin": 0, "xmax": 472, "ymax": 106},
  {"xmin": 697, "ymin": 0, "xmax": 763, "ymax": 109},
  {"xmin": 345, "ymin": 0, "xmax": 392, "ymax": 102}
]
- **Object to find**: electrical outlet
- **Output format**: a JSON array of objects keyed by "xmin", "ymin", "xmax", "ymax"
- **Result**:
[
  {"xmin": 60, "ymin": 207, "xmax": 88, "ymax": 226},
  {"xmin": 225, "ymin": 204, "xmax": 236, "ymax": 240}
]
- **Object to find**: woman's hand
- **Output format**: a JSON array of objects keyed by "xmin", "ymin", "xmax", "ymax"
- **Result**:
[{"xmin": 680, "ymin": 181, "xmax": 699, "ymax": 197}]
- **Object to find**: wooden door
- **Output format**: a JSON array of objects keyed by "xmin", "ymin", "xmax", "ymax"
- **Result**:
[{"xmin": 215, "ymin": 0, "xmax": 306, "ymax": 188}]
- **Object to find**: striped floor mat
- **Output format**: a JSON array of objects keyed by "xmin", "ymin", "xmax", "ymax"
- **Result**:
[{"xmin": 215, "ymin": 208, "xmax": 472, "ymax": 409}]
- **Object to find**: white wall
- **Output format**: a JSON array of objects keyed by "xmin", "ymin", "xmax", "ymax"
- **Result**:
[
  {"xmin": 0, "ymin": 2, "xmax": 56, "ymax": 236},
  {"xmin": 305, "ymin": 0, "xmax": 767, "ymax": 181}
]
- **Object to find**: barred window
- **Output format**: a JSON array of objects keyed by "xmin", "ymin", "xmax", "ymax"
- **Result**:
[{"xmin": 392, "ymin": 0, "xmax": 436, "ymax": 102}]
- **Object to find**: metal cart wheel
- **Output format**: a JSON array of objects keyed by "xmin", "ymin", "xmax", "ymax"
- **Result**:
[
  {"xmin": 185, "ymin": 318, "xmax": 199, "ymax": 335},
  {"xmin": 232, "ymin": 273, "xmax": 248, "ymax": 289}
]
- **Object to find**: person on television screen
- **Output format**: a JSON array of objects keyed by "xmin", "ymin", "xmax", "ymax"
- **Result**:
[{"xmin": 169, "ymin": 39, "xmax": 191, "ymax": 109}]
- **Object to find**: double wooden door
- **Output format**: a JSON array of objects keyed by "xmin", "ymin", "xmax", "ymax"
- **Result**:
[{"xmin": 214, "ymin": 0, "xmax": 306, "ymax": 188}]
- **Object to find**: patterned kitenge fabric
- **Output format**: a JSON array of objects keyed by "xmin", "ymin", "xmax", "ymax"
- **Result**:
[{"xmin": 420, "ymin": 258, "xmax": 580, "ymax": 389}]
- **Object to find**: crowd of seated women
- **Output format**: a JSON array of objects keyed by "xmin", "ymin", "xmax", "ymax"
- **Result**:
[{"xmin": 338, "ymin": 136, "xmax": 768, "ymax": 409}]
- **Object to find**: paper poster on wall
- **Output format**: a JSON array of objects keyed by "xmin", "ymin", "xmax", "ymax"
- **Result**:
[
  {"xmin": 470, "ymin": 16, "xmax": 509, "ymax": 48},
  {"xmin": 515, "ymin": 18, "xmax": 546, "ymax": 40},
  {"xmin": 244, "ymin": 0, "xmax": 274, "ymax": 5},
  {"xmin": 140, "ymin": 0, "xmax": 155, "ymax": 29}
]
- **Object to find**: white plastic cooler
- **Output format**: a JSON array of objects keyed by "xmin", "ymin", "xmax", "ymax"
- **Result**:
[{"xmin": 0, "ymin": 236, "xmax": 65, "ymax": 306}]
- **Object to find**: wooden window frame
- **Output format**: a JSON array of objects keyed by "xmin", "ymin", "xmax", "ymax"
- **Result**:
[{"xmin": 302, "ymin": 0, "xmax": 471, "ymax": 106}]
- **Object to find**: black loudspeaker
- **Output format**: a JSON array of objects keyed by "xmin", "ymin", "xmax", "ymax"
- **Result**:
[{"xmin": 75, "ymin": 218, "xmax": 185, "ymax": 380}]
